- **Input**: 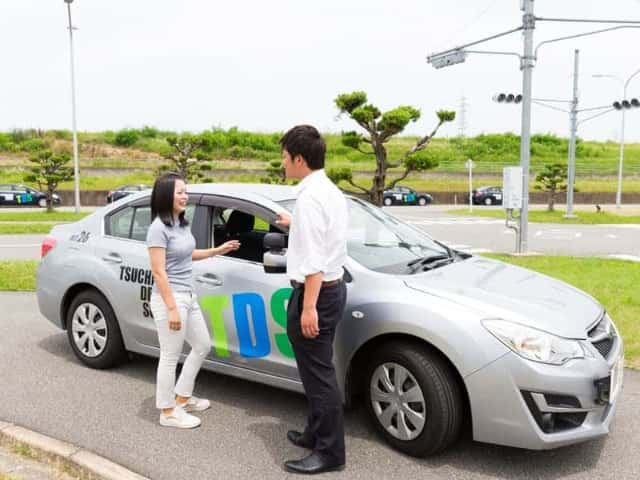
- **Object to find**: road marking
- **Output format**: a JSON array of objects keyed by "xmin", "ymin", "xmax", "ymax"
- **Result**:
[
  {"xmin": 445, "ymin": 243, "xmax": 493, "ymax": 254},
  {"xmin": 0, "ymin": 244, "xmax": 40, "ymax": 248},
  {"xmin": 607, "ymin": 234, "xmax": 618, "ymax": 239},
  {"xmin": 606, "ymin": 254, "xmax": 640, "ymax": 262},
  {"xmin": 534, "ymin": 230, "xmax": 582, "ymax": 240},
  {"xmin": 407, "ymin": 218, "xmax": 504, "ymax": 226}
]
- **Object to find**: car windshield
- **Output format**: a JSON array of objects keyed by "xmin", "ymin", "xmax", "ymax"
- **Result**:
[{"xmin": 278, "ymin": 198, "xmax": 449, "ymax": 274}]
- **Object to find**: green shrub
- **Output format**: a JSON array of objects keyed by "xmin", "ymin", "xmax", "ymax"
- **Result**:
[
  {"xmin": 141, "ymin": 125, "xmax": 159, "ymax": 138},
  {"xmin": 114, "ymin": 129, "xmax": 140, "ymax": 147},
  {"xmin": 20, "ymin": 138, "xmax": 48, "ymax": 152}
]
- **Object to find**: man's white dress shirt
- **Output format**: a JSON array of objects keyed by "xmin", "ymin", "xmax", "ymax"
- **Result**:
[{"xmin": 287, "ymin": 169, "xmax": 348, "ymax": 283}]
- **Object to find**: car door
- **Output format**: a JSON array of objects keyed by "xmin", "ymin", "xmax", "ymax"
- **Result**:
[
  {"xmin": 95, "ymin": 196, "xmax": 200, "ymax": 349},
  {"xmin": 0, "ymin": 184, "xmax": 17, "ymax": 205},
  {"xmin": 193, "ymin": 195, "xmax": 298, "ymax": 380}
]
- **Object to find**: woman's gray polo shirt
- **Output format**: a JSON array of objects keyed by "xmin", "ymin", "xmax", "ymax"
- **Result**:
[{"xmin": 146, "ymin": 217, "xmax": 196, "ymax": 293}]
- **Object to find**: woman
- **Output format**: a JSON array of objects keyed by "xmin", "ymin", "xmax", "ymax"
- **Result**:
[{"xmin": 147, "ymin": 173, "xmax": 239, "ymax": 429}]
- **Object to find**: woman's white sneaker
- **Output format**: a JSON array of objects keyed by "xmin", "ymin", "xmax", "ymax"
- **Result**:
[
  {"xmin": 178, "ymin": 396, "xmax": 211, "ymax": 413},
  {"xmin": 159, "ymin": 405, "xmax": 201, "ymax": 429}
]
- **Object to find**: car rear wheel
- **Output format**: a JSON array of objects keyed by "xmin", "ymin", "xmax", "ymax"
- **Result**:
[
  {"xmin": 484, "ymin": 197, "xmax": 493, "ymax": 206},
  {"xmin": 383, "ymin": 198, "xmax": 393, "ymax": 206},
  {"xmin": 365, "ymin": 342, "xmax": 463, "ymax": 456},
  {"xmin": 66, "ymin": 289, "xmax": 127, "ymax": 369},
  {"xmin": 38, "ymin": 198, "xmax": 47, "ymax": 208}
]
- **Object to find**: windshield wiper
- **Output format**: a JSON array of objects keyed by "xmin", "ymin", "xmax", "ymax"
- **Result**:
[{"xmin": 407, "ymin": 254, "xmax": 453, "ymax": 273}]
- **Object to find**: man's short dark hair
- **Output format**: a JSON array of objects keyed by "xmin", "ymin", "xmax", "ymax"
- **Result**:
[
  {"xmin": 279, "ymin": 125, "xmax": 326, "ymax": 170},
  {"xmin": 150, "ymin": 172, "xmax": 189, "ymax": 228}
]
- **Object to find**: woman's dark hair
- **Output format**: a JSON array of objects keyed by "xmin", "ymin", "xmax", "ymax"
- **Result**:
[
  {"xmin": 279, "ymin": 125, "xmax": 325, "ymax": 170},
  {"xmin": 150, "ymin": 173, "xmax": 189, "ymax": 227}
]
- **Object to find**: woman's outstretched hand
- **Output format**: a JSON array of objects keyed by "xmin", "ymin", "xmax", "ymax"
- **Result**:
[{"xmin": 216, "ymin": 240, "xmax": 241, "ymax": 255}]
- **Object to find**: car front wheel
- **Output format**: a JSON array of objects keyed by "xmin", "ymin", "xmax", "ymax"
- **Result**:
[
  {"xmin": 484, "ymin": 197, "xmax": 493, "ymax": 206},
  {"xmin": 38, "ymin": 198, "xmax": 47, "ymax": 208},
  {"xmin": 365, "ymin": 342, "xmax": 463, "ymax": 456},
  {"xmin": 66, "ymin": 289, "xmax": 127, "ymax": 369},
  {"xmin": 383, "ymin": 198, "xmax": 393, "ymax": 206},
  {"xmin": 418, "ymin": 197, "xmax": 428, "ymax": 206}
]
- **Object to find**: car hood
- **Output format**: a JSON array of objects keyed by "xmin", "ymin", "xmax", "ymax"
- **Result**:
[{"xmin": 403, "ymin": 257, "xmax": 601, "ymax": 339}]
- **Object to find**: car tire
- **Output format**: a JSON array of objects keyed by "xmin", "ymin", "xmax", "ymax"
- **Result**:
[
  {"xmin": 484, "ymin": 197, "xmax": 493, "ymax": 206},
  {"xmin": 38, "ymin": 198, "xmax": 47, "ymax": 208},
  {"xmin": 418, "ymin": 197, "xmax": 428, "ymax": 206},
  {"xmin": 66, "ymin": 289, "xmax": 127, "ymax": 369},
  {"xmin": 383, "ymin": 198, "xmax": 393, "ymax": 206},
  {"xmin": 365, "ymin": 342, "xmax": 463, "ymax": 457}
]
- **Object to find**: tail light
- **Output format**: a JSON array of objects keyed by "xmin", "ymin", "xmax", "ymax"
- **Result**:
[{"xmin": 41, "ymin": 235, "xmax": 57, "ymax": 258}]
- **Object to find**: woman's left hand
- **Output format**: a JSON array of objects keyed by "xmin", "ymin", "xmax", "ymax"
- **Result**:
[{"xmin": 217, "ymin": 240, "xmax": 241, "ymax": 255}]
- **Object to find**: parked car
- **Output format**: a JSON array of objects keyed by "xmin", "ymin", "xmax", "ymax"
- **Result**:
[
  {"xmin": 383, "ymin": 186, "xmax": 433, "ymax": 206},
  {"xmin": 472, "ymin": 186, "xmax": 503, "ymax": 205},
  {"xmin": 106, "ymin": 184, "xmax": 150, "ymax": 203},
  {"xmin": 0, "ymin": 183, "xmax": 61, "ymax": 208},
  {"xmin": 36, "ymin": 184, "xmax": 623, "ymax": 457}
]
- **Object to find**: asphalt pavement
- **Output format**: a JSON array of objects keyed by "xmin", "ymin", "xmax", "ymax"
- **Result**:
[{"xmin": 1, "ymin": 292, "xmax": 639, "ymax": 480}]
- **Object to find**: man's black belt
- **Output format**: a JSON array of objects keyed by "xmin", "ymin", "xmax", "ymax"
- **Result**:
[{"xmin": 290, "ymin": 278, "xmax": 342, "ymax": 289}]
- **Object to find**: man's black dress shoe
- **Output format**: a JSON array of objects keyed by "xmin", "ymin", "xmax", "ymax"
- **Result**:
[
  {"xmin": 287, "ymin": 430, "xmax": 314, "ymax": 449},
  {"xmin": 284, "ymin": 452, "xmax": 345, "ymax": 475}
]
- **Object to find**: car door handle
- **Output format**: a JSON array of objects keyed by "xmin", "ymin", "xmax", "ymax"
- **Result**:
[
  {"xmin": 102, "ymin": 253, "xmax": 123, "ymax": 264},
  {"xmin": 195, "ymin": 274, "xmax": 223, "ymax": 287}
]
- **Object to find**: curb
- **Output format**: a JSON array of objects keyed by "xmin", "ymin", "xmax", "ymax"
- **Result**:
[{"xmin": 0, "ymin": 420, "xmax": 149, "ymax": 480}]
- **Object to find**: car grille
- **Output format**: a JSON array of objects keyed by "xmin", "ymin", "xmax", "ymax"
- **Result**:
[{"xmin": 587, "ymin": 313, "xmax": 616, "ymax": 359}]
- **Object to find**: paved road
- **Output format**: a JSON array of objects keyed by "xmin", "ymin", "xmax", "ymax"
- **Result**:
[
  {"xmin": 386, "ymin": 206, "xmax": 640, "ymax": 259},
  {"xmin": 0, "ymin": 235, "xmax": 44, "ymax": 260},
  {"xmin": 1, "ymin": 292, "xmax": 638, "ymax": 480}
]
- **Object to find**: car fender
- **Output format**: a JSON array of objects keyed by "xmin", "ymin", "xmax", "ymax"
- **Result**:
[{"xmin": 336, "ymin": 294, "xmax": 510, "ymax": 398}]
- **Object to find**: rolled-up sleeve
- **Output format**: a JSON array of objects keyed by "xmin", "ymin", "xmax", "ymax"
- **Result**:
[{"xmin": 294, "ymin": 196, "xmax": 328, "ymax": 276}]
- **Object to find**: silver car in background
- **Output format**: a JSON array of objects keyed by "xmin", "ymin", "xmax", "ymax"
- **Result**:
[{"xmin": 36, "ymin": 184, "xmax": 624, "ymax": 456}]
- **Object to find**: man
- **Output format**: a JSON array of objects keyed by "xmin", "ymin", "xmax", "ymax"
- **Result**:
[{"xmin": 276, "ymin": 125, "xmax": 349, "ymax": 474}]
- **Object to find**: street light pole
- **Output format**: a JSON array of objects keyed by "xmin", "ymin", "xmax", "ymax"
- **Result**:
[
  {"xmin": 566, "ymin": 49, "xmax": 580, "ymax": 218},
  {"xmin": 517, "ymin": 0, "xmax": 536, "ymax": 254},
  {"xmin": 65, "ymin": 0, "xmax": 80, "ymax": 213}
]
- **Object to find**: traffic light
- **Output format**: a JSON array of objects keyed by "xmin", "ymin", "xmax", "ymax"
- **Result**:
[
  {"xmin": 492, "ymin": 93, "xmax": 523, "ymax": 104},
  {"xmin": 613, "ymin": 98, "xmax": 640, "ymax": 110}
]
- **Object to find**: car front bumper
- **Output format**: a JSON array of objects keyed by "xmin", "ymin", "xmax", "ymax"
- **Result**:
[{"xmin": 464, "ymin": 334, "xmax": 623, "ymax": 450}]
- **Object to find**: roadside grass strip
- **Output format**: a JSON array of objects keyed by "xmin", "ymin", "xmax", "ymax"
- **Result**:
[
  {"xmin": 0, "ymin": 261, "xmax": 38, "ymax": 291},
  {"xmin": 0, "ymin": 224, "xmax": 55, "ymax": 234},
  {"xmin": 449, "ymin": 208, "xmax": 640, "ymax": 224},
  {"xmin": 487, "ymin": 255, "xmax": 639, "ymax": 369},
  {"xmin": 0, "ymin": 212, "xmax": 90, "ymax": 222}
]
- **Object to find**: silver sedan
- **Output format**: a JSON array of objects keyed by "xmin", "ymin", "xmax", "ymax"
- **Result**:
[{"xmin": 36, "ymin": 183, "xmax": 624, "ymax": 456}]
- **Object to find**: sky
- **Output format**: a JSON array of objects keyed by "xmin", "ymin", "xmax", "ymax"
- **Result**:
[{"xmin": 2, "ymin": 0, "xmax": 640, "ymax": 141}]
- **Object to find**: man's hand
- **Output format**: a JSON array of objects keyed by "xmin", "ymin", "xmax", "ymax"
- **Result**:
[
  {"xmin": 276, "ymin": 212, "xmax": 291, "ymax": 228},
  {"xmin": 168, "ymin": 308, "xmax": 182, "ymax": 331},
  {"xmin": 216, "ymin": 240, "xmax": 240, "ymax": 255},
  {"xmin": 301, "ymin": 306, "xmax": 319, "ymax": 338}
]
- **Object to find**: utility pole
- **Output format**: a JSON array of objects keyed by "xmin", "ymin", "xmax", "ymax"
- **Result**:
[
  {"xmin": 517, "ymin": 0, "xmax": 535, "ymax": 254},
  {"xmin": 65, "ymin": 0, "xmax": 81, "ymax": 213},
  {"xmin": 458, "ymin": 95, "xmax": 469, "ymax": 138},
  {"xmin": 565, "ymin": 49, "xmax": 579, "ymax": 218}
]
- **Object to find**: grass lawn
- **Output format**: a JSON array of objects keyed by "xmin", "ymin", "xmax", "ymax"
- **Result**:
[
  {"xmin": 449, "ymin": 208, "xmax": 640, "ymax": 224},
  {"xmin": 0, "ymin": 224, "xmax": 56, "ymax": 234},
  {"xmin": 0, "ymin": 211, "xmax": 90, "ymax": 222},
  {"xmin": 0, "ymin": 260, "xmax": 38, "ymax": 290},
  {"xmin": 488, "ymin": 255, "xmax": 639, "ymax": 368}
]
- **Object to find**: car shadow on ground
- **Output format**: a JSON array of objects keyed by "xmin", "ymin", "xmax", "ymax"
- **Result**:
[{"xmin": 38, "ymin": 332, "xmax": 606, "ymax": 479}]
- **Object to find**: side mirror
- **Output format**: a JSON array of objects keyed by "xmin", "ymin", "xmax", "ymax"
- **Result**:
[
  {"xmin": 263, "ymin": 233, "xmax": 288, "ymax": 274},
  {"xmin": 264, "ymin": 232, "xmax": 287, "ymax": 250}
]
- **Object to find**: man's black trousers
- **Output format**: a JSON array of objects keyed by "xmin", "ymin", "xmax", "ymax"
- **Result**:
[{"xmin": 286, "ymin": 281, "xmax": 347, "ymax": 464}]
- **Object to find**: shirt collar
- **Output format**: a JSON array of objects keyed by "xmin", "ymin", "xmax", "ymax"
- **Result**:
[{"xmin": 294, "ymin": 169, "xmax": 325, "ymax": 195}]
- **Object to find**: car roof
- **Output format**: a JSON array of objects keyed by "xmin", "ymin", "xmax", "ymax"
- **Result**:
[{"xmin": 186, "ymin": 183, "xmax": 297, "ymax": 202}]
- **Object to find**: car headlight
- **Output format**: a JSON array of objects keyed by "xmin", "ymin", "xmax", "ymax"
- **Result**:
[{"xmin": 482, "ymin": 319, "xmax": 584, "ymax": 365}]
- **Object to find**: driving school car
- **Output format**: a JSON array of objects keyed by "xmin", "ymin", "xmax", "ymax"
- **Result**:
[{"xmin": 36, "ymin": 183, "xmax": 623, "ymax": 456}]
